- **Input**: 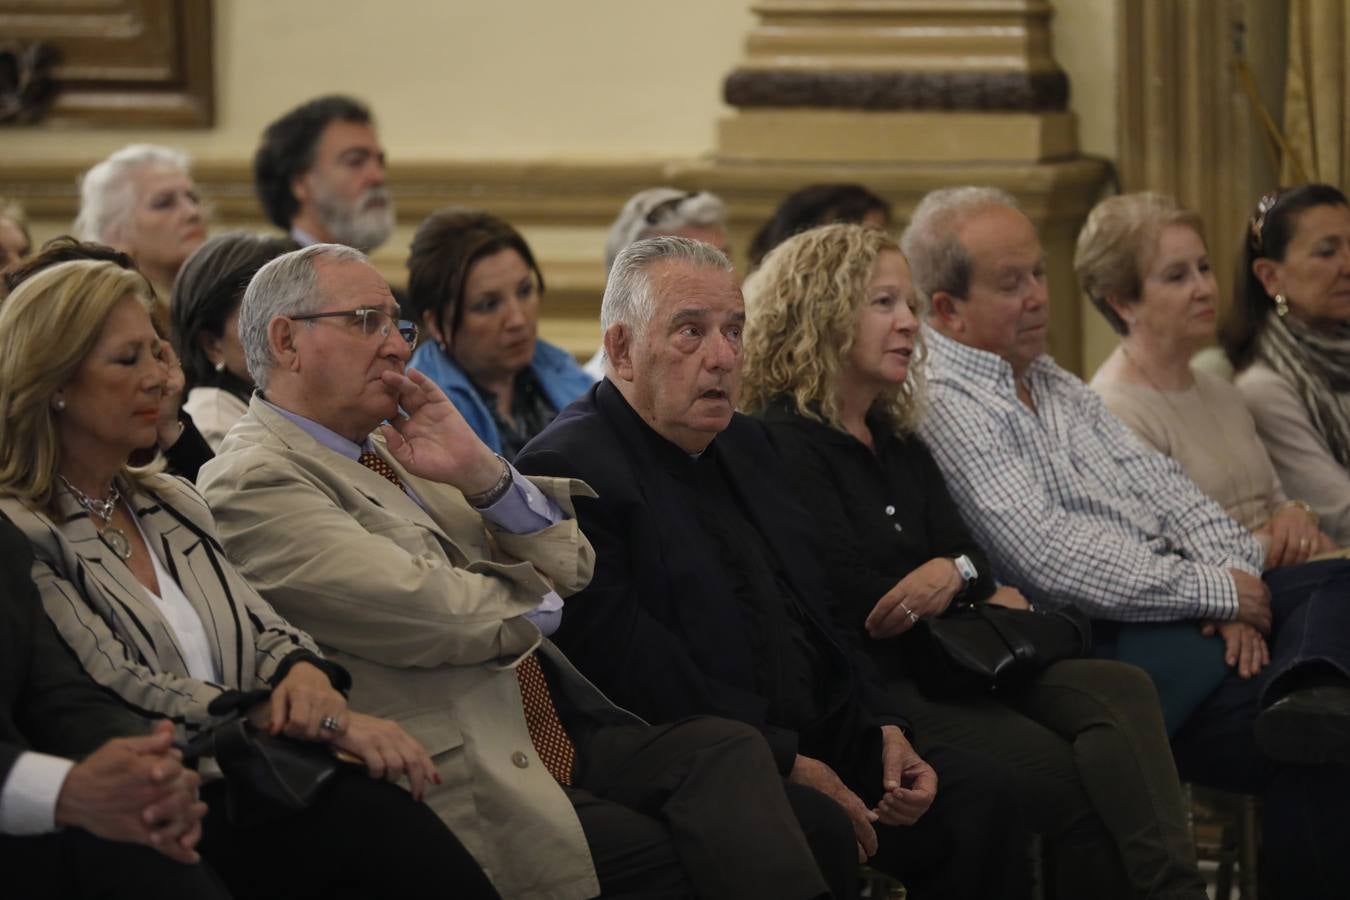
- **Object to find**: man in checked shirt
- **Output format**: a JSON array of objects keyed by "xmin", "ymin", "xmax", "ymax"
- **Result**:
[{"xmin": 907, "ymin": 185, "xmax": 1350, "ymax": 899}]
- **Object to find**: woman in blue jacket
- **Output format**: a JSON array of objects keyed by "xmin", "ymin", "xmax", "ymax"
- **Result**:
[{"xmin": 405, "ymin": 208, "xmax": 592, "ymax": 458}]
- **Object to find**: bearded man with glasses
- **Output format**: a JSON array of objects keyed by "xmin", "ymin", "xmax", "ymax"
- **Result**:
[{"xmin": 196, "ymin": 242, "xmax": 855, "ymax": 900}]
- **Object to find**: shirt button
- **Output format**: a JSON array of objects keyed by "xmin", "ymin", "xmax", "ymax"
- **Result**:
[
  {"xmin": 511, "ymin": 751, "xmax": 529, "ymax": 769},
  {"xmin": 893, "ymin": 523, "xmax": 903, "ymax": 533},
  {"xmin": 884, "ymin": 505, "xmax": 896, "ymax": 516}
]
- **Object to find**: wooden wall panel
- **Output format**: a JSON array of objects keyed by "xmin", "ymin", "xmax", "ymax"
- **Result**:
[{"xmin": 0, "ymin": 0, "xmax": 213, "ymax": 126}]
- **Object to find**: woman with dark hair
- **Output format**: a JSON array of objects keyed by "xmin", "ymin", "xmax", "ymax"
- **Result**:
[
  {"xmin": 747, "ymin": 183, "xmax": 891, "ymax": 270},
  {"xmin": 1218, "ymin": 184, "xmax": 1350, "ymax": 545},
  {"xmin": 405, "ymin": 207, "xmax": 591, "ymax": 458},
  {"xmin": 172, "ymin": 232, "xmax": 297, "ymax": 450},
  {"xmin": 741, "ymin": 223, "xmax": 1207, "ymax": 900}
]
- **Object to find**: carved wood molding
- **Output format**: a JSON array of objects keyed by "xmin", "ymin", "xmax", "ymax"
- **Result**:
[
  {"xmin": 0, "ymin": 0, "xmax": 214, "ymax": 127},
  {"xmin": 723, "ymin": 68, "xmax": 1068, "ymax": 110}
]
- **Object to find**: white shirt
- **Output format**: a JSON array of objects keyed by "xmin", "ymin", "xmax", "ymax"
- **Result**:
[
  {"xmin": 0, "ymin": 752, "xmax": 74, "ymax": 835},
  {"xmin": 131, "ymin": 508, "xmax": 222, "ymax": 683}
]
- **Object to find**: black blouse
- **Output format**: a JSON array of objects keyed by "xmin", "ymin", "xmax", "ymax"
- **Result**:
[{"xmin": 757, "ymin": 398, "xmax": 996, "ymax": 636}]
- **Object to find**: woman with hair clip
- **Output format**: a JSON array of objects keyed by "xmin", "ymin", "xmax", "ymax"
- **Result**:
[
  {"xmin": 0, "ymin": 258, "xmax": 498, "ymax": 899},
  {"xmin": 405, "ymin": 207, "xmax": 592, "ymax": 458},
  {"xmin": 172, "ymin": 232, "xmax": 297, "ymax": 450},
  {"xmin": 1218, "ymin": 183, "xmax": 1350, "ymax": 545},
  {"xmin": 740, "ymin": 223, "xmax": 1207, "ymax": 900}
]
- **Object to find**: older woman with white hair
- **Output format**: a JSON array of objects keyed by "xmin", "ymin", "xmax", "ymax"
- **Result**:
[
  {"xmin": 74, "ymin": 144, "xmax": 206, "ymax": 323},
  {"xmin": 583, "ymin": 187, "xmax": 729, "ymax": 378}
]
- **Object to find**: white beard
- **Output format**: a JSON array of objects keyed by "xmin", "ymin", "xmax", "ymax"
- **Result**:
[{"xmin": 315, "ymin": 185, "xmax": 395, "ymax": 252}]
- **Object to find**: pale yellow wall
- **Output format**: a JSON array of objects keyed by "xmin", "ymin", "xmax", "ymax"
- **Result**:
[
  {"xmin": 0, "ymin": 0, "xmax": 756, "ymax": 163},
  {"xmin": 1051, "ymin": 0, "xmax": 1121, "ymax": 376}
]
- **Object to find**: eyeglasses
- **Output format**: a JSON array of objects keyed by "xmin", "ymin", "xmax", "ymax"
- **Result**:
[{"xmin": 290, "ymin": 307, "xmax": 419, "ymax": 350}]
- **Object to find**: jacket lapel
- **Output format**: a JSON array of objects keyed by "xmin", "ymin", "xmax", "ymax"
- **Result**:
[
  {"xmin": 129, "ymin": 488, "xmax": 232, "ymax": 686},
  {"xmin": 51, "ymin": 488, "xmax": 196, "ymax": 679}
]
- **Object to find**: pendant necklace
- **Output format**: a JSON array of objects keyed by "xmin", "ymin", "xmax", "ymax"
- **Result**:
[{"xmin": 58, "ymin": 475, "xmax": 132, "ymax": 560}]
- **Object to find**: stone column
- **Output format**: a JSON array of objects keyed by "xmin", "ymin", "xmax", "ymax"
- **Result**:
[{"xmin": 682, "ymin": 0, "xmax": 1109, "ymax": 374}]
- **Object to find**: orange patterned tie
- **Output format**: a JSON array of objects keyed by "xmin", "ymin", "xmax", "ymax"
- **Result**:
[
  {"xmin": 516, "ymin": 653, "xmax": 576, "ymax": 785},
  {"xmin": 360, "ymin": 449, "xmax": 574, "ymax": 783},
  {"xmin": 358, "ymin": 451, "xmax": 404, "ymax": 490}
]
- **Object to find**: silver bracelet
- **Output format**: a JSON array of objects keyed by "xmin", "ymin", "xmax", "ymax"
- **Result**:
[{"xmin": 465, "ymin": 455, "xmax": 512, "ymax": 508}]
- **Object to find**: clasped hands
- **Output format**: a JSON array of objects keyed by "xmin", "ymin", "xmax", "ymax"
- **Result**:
[
  {"xmin": 246, "ymin": 660, "xmax": 440, "ymax": 800},
  {"xmin": 1203, "ymin": 569, "xmax": 1274, "ymax": 679},
  {"xmin": 787, "ymin": 725, "xmax": 937, "ymax": 862}
]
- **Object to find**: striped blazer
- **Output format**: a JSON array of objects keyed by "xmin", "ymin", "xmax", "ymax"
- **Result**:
[{"xmin": 0, "ymin": 474, "xmax": 324, "ymax": 738}]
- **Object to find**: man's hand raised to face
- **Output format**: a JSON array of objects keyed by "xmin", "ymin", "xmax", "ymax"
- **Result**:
[{"xmin": 378, "ymin": 368, "xmax": 505, "ymax": 494}]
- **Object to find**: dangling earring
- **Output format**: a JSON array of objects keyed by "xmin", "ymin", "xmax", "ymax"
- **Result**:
[
  {"xmin": 1275, "ymin": 294, "xmax": 1290, "ymax": 318},
  {"xmin": 437, "ymin": 340, "xmax": 448, "ymax": 353},
  {"xmin": 214, "ymin": 360, "xmax": 226, "ymax": 373},
  {"xmin": 52, "ymin": 396, "xmax": 65, "ymax": 412}
]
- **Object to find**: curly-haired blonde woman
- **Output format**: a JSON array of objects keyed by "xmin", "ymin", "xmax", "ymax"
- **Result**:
[{"xmin": 742, "ymin": 223, "xmax": 1207, "ymax": 900}]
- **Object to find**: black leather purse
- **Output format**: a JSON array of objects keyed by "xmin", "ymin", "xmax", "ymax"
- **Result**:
[
  {"xmin": 900, "ymin": 601, "xmax": 1092, "ymax": 699},
  {"xmin": 184, "ymin": 716, "xmax": 347, "ymax": 826}
]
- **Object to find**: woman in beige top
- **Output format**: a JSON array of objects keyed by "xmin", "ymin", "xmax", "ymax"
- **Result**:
[
  {"xmin": 1218, "ymin": 184, "xmax": 1350, "ymax": 544},
  {"xmin": 1081, "ymin": 192, "xmax": 1334, "ymax": 569}
]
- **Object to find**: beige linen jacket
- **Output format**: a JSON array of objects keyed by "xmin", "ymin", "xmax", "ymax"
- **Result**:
[
  {"xmin": 197, "ymin": 397, "xmax": 627, "ymax": 900},
  {"xmin": 0, "ymin": 475, "xmax": 323, "ymax": 736}
]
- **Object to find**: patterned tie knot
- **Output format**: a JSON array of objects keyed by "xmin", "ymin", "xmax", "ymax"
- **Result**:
[
  {"xmin": 358, "ymin": 451, "xmax": 404, "ymax": 490},
  {"xmin": 516, "ymin": 653, "xmax": 576, "ymax": 785}
]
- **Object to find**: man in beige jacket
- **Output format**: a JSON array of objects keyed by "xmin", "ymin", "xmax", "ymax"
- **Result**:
[{"xmin": 197, "ymin": 243, "xmax": 851, "ymax": 900}]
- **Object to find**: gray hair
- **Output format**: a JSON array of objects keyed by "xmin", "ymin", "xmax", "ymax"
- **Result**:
[
  {"xmin": 600, "ymin": 236, "xmax": 734, "ymax": 349},
  {"xmin": 900, "ymin": 186, "xmax": 1020, "ymax": 304},
  {"xmin": 604, "ymin": 188, "xmax": 728, "ymax": 274},
  {"xmin": 240, "ymin": 242, "xmax": 368, "ymax": 390},
  {"xmin": 74, "ymin": 144, "xmax": 191, "ymax": 244}
]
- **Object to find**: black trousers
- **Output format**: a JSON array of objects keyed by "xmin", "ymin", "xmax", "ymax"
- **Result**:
[
  {"xmin": 198, "ymin": 769, "xmax": 499, "ymax": 900},
  {"xmin": 569, "ymin": 716, "xmax": 848, "ymax": 899},
  {"xmin": 833, "ymin": 729, "xmax": 1033, "ymax": 900},
  {"xmin": 1, "ymin": 827, "xmax": 231, "ymax": 900}
]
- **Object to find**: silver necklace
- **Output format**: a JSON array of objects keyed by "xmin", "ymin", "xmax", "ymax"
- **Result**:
[{"xmin": 58, "ymin": 475, "xmax": 132, "ymax": 560}]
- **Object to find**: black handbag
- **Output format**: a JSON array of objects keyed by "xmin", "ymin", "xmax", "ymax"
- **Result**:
[
  {"xmin": 185, "ymin": 716, "xmax": 347, "ymax": 826},
  {"xmin": 900, "ymin": 601, "xmax": 1092, "ymax": 699}
]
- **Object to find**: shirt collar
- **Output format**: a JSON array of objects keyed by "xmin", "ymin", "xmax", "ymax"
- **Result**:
[
  {"xmin": 259, "ymin": 395, "xmax": 368, "ymax": 460},
  {"xmin": 289, "ymin": 224, "xmax": 320, "ymax": 247}
]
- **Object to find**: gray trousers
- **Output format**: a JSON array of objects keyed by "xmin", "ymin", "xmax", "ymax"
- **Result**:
[{"xmin": 889, "ymin": 658, "xmax": 1207, "ymax": 900}]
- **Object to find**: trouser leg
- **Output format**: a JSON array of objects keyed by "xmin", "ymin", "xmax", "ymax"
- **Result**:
[
  {"xmin": 1, "ymin": 829, "xmax": 232, "ymax": 900},
  {"xmin": 837, "ymin": 728, "xmax": 1031, "ymax": 900},
  {"xmin": 782, "ymin": 781, "xmax": 860, "ymax": 900},
  {"xmin": 1008, "ymin": 660, "xmax": 1206, "ymax": 900},
  {"xmin": 198, "ymin": 771, "xmax": 499, "ymax": 900},
  {"xmin": 575, "ymin": 716, "xmax": 834, "ymax": 900},
  {"xmin": 1262, "ymin": 558, "xmax": 1350, "ymax": 705},
  {"xmin": 887, "ymin": 674, "xmax": 1134, "ymax": 899},
  {"xmin": 564, "ymin": 786, "xmax": 692, "ymax": 899},
  {"xmin": 1173, "ymin": 667, "xmax": 1350, "ymax": 900}
]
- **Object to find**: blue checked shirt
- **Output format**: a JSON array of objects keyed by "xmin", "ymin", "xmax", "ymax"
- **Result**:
[{"xmin": 919, "ymin": 327, "xmax": 1263, "ymax": 623}]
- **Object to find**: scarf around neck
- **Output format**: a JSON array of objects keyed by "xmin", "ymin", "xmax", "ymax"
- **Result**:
[{"xmin": 1256, "ymin": 312, "xmax": 1350, "ymax": 467}]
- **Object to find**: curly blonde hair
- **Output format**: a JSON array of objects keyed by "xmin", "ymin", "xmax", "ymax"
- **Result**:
[
  {"xmin": 741, "ymin": 223, "xmax": 926, "ymax": 433},
  {"xmin": 0, "ymin": 259, "xmax": 161, "ymax": 508}
]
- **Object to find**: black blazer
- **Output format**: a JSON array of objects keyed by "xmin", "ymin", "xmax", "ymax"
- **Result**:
[
  {"xmin": 517, "ymin": 380, "xmax": 906, "ymax": 772},
  {"xmin": 0, "ymin": 512, "xmax": 142, "ymax": 794}
]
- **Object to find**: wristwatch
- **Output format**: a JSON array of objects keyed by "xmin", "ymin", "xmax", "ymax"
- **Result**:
[{"xmin": 951, "ymin": 554, "xmax": 978, "ymax": 593}]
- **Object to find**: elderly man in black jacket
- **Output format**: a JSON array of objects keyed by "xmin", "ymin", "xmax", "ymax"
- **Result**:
[
  {"xmin": 0, "ymin": 513, "xmax": 225, "ymax": 900},
  {"xmin": 517, "ymin": 236, "xmax": 1029, "ymax": 899}
]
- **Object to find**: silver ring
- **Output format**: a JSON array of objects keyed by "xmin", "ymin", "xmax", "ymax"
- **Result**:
[
  {"xmin": 900, "ymin": 603, "xmax": 919, "ymax": 624},
  {"xmin": 320, "ymin": 715, "xmax": 340, "ymax": 732}
]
